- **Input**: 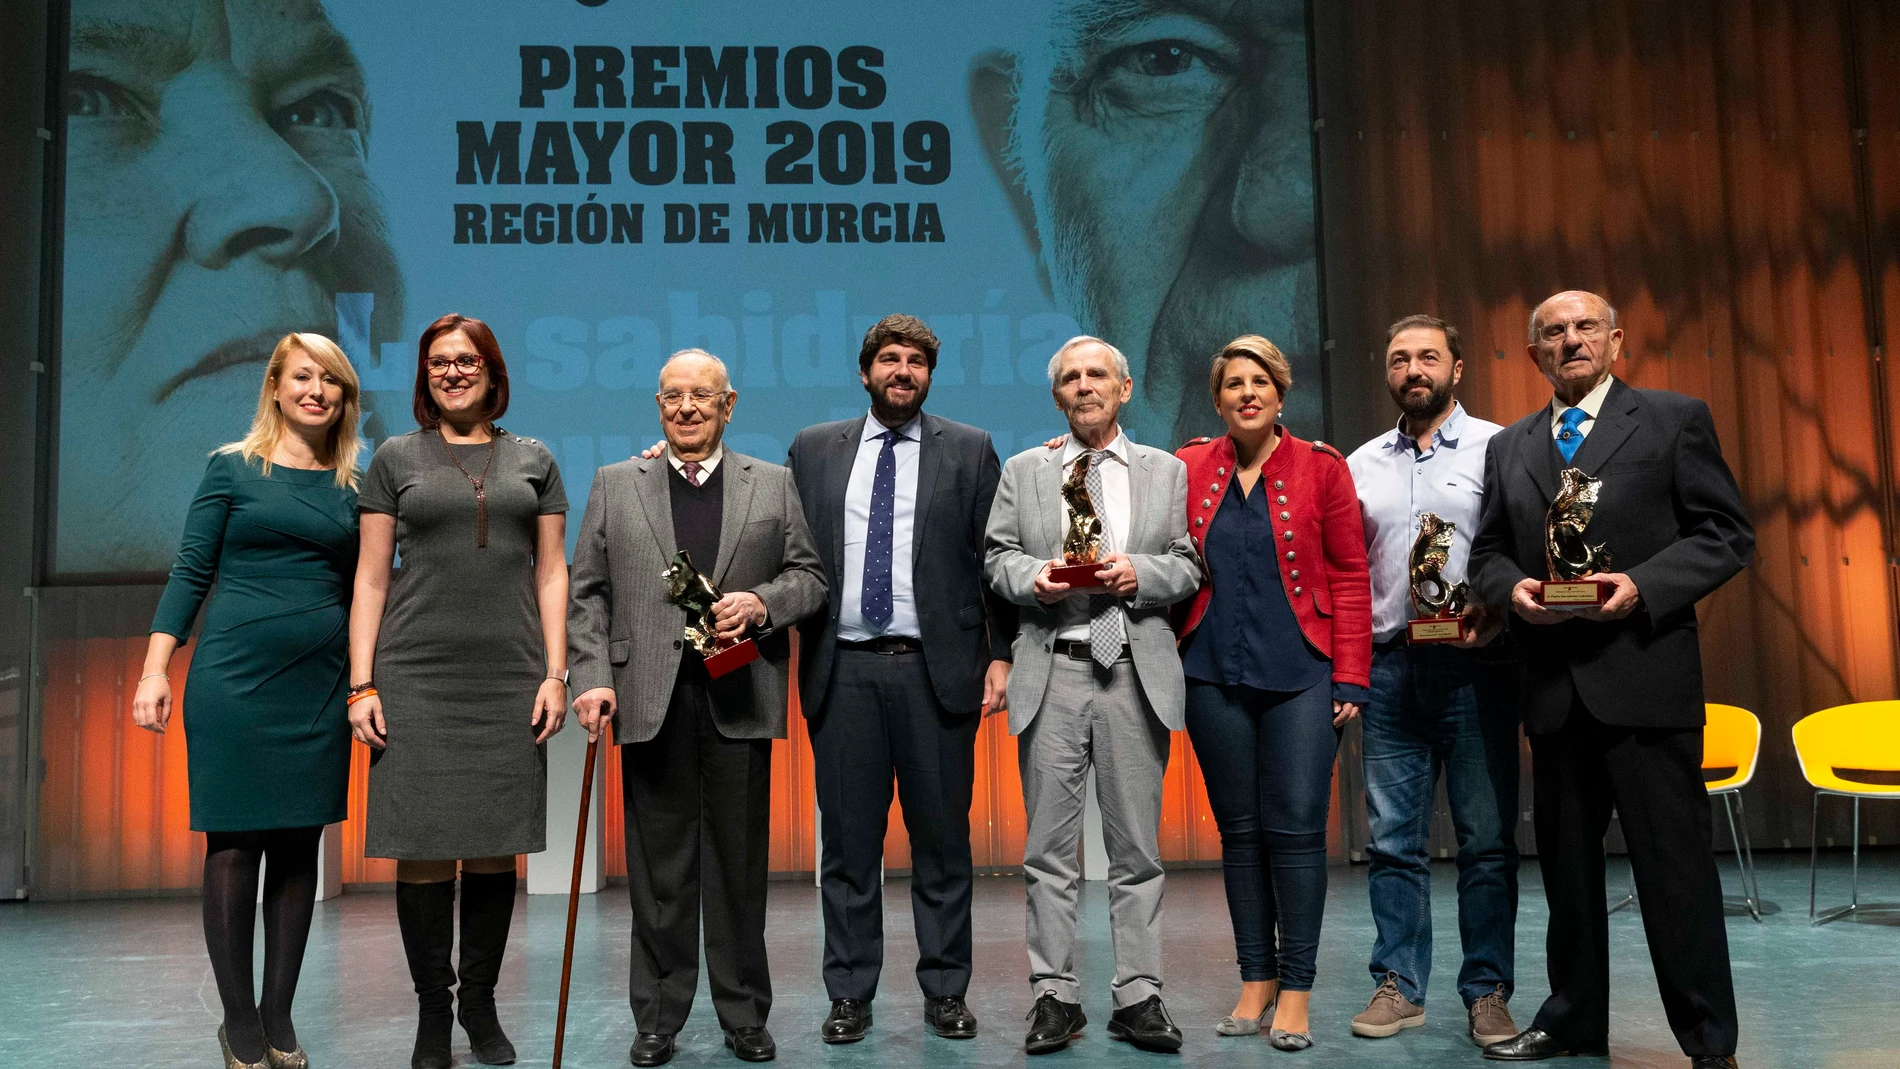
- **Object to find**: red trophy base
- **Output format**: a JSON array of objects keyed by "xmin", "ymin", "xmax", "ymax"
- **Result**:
[
  {"xmin": 703, "ymin": 638, "xmax": 759, "ymax": 678},
  {"xmin": 1048, "ymin": 562, "xmax": 1107, "ymax": 590},
  {"xmin": 1537, "ymin": 578, "xmax": 1608, "ymax": 609},
  {"xmin": 1407, "ymin": 616, "xmax": 1467, "ymax": 644}
]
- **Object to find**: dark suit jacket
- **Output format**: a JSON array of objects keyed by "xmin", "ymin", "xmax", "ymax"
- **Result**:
[
  {"xmin": 1469, "ymin": 378, "xmax": 1755, "ymax": 734},
  {"xmin": 788, "ymin": 412, "xmax": 1016, "ymax": 717}
]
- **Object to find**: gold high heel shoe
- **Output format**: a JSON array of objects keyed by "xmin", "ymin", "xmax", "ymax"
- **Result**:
[
  {"xmin": 265, "ymin": 1044, "xmax": 309, "ymax": 1069},
  {"xmin": 218, "ymin": 1025, "xmax": 271, "ymax": 1069}
]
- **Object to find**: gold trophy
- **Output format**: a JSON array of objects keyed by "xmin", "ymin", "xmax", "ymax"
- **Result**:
[
  {"xmin": 1407, "ymin": 513, "xmax": 1470, "ymax": 643},
  {"xmin": 1048, "ymin": 452, "xmax": 1109, "ymax": 588},
  {"xmin": 661, "ymin": 549, "xmax": 759, "ymax": 677},
  {"xmin": 1537, "ymin": 467, "xmax": 1612, "ymax": 607}
]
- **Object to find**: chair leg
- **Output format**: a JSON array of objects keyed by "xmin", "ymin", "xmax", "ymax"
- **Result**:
[
  {"xmin": 1733, "ymin": 792, "xmax": 1762, "ymax": 921},
  {"xmin": 1719, "ymin": 794, "xmax": 1759, "ymax": 922},
  {"xmin": 1814, "ymin": 794, "xmax": 1864, "ymax": 925},
  {"xmin": 1809, "ymin": 794, "xmax": 1821, "ymax": 922}
]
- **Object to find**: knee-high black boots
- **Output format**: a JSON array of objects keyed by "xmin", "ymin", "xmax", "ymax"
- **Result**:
[
  {"xmin": 395, "ymin": 880, "xmax": 457, "ymax": 1069},
  {"xmin": 456, "ymin": 870, "xmax": 519, "ymax": 1065}
]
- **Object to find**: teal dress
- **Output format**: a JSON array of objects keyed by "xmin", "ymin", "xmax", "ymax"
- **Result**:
[{"xmin": 152, "ymin": 451, "xmax": 359, "ymax": 832}]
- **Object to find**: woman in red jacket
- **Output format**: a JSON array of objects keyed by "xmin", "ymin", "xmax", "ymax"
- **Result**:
[{"xmin": 1175, "ymin": 335, "xmax": 1372, "ymax": 1051}]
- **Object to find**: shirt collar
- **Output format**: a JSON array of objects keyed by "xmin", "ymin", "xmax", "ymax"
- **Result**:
[
  {"xmin": 1061, "ymin": 427, "xmax": 1131, "ymax": 466},
  {"xmin": 860, "ymin": 411, "xmax": 923, "ymax": 444},
  {"xmin": 666, "ymin": 442, "xmax": 724, "ymax": 475},
  {"xmin": 1550, "ymin": 374, "xmax": 1616, "ymax": 420},
  {"xmin": 1389, "ymin": 401, "xmax": 1470, "ymax": 452}
]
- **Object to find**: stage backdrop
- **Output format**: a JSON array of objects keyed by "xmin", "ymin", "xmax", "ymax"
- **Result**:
[
  {"xmin": 25, "ymin": 0, "xmax": 1900, "ymax": 897},
  {"xmin": 33, "ymin": 0, "xmax": 1325, "ymax": 894}
]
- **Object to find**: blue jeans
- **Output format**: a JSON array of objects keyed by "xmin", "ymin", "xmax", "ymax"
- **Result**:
[
  {"xmin": 1363, "ymin": 644, "xmax": 1520, "ymax": 1007},
  {"xmin": 1185, "ymin": 678, "xmax": 1340, "ymax": 990}
]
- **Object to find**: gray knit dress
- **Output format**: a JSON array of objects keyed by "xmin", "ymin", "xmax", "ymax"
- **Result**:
[{"xmin": 360, "ymin": 429, "xmax": 566, "ymax": 860}]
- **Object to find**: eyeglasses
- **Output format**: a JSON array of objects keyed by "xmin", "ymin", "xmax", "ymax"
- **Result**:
[
  {"xmin": 1540, "ymin": 318, "xmax": 1608, "ymax": 340},
  {"xmin": 426, "ymin": 355, "xmax": 484, "ymax": 376},
  {"xmin": 658, "ymin": 388, "xmax": 728, "ymax": 408}
]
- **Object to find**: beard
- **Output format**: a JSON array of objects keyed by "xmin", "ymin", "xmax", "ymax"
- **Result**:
[
  {"xmin": 868, "ymin": 376, "xmax": 929, "ymax": 423},
  {"xmin": 1396, "ymin": 378, "xmax": 1455, "ymax": 423}
]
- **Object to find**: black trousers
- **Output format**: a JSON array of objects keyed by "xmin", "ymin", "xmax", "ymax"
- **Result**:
[
  {"xmin": 1528, "ymin": 701, "xmax": 1737, "ymax": 1057},
  {"xmin": 621, "ymin": 668, "xmax": 773, "ymax": 1034},
  {"xmin": 809, "ymin": 647, "xmax": 980, "ymax": 1001}
]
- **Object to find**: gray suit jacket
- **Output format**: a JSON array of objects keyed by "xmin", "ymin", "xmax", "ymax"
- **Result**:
[
  {"xmin": 984, "ymin": 440, "xmax": 1201, "ymax": 733},
  {"xmin": 567, "ymin": 450, "xmax": 827, "ymax": 743},
  {"xmin": 788, "ymin": 412, "xmax": 1016, "ymax": 717}
]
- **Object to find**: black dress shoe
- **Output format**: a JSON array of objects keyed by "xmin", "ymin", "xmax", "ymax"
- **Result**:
[
  {"xmin": 628, "ymin": 1032, "xmax": 676, "ymax": 1067},
  {"xmin": 821, "ymin": 999, "xmax": 872, "ymax": 1044},
  {"xmin": 1690, "ymin": 1058, "xmax": 1739, "ymax": 1069},
  {"xmin": 925, "ymin": 995, "xmax": 978, "ymax": 1039},
  {"xmin": 1024, "ymin": 993, "xmax": 1088, "ymax": 1055},
  {"xmin": 1482, "ymin": 1028, "xmax": 1610, "ymax": 1061},
  {"xmin": 724, "ymin": 1025, "xmax": 776, "ymax": 1062},
  {"xmin": 1107, "ymin": 995, "xmax": 1184, "ymax": 1053}
]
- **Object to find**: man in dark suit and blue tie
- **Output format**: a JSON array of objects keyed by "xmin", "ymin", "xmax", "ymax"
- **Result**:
[
  {"xmin": 1470, "ymin": 291, "xmax": 1754, "ymax": 1069},
  {"xmin": 787, "ymin": 315, "xmax": 1016, "ymax": 1044}
]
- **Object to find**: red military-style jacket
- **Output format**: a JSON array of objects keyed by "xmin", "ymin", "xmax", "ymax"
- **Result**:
[{"xmin": 1174, "ymin": 429, "xmax": 1373, "ymax": 691}]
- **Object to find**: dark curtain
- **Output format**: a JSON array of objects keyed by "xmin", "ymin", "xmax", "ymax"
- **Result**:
[{"xmin": 1313, "ymin": 0, "xmax": 1900, "ymax": 851}]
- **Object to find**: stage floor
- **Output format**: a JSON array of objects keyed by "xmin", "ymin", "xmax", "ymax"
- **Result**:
[{"xmin": 2, "ymin": 851, "xmax": 1894, "ymax": 1068}]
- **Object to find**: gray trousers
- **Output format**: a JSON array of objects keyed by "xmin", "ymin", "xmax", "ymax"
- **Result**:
[{"xmin": 1019, "ymin": 652, "xmax": 1171, "ymax": 1007}]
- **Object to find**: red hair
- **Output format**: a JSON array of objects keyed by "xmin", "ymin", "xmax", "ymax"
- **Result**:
[{"xmin": 413, "ymin": 313, "xmax": 510, "ymax": 429}]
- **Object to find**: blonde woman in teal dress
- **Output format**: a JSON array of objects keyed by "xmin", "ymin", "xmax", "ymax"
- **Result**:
[{"xmin": 132, "ymin": 334, "xmax": 363, "ymax": 1069}]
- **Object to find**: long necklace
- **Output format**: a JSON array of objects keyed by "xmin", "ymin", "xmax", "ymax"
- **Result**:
[{"xmin": 440, "ymin": 428, "xmax": 499, "ymax": 548}]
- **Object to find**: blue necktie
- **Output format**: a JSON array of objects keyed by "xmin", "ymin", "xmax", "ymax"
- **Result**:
[
  {"xmin": 1556, "ymin": 407, "xmax": 1588, "ymax": 464},
  {"xmin": 861, "ymin": 430, "xmax": 901, "ymax": 630}
]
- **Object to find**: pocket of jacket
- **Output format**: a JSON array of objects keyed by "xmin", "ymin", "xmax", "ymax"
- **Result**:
[
  {"xmin": 1312, "ymin": 588, "xmax": 1334, "ymax": 617},
  {"xmin": 609, "ymin": 638, "xmax": 630, "ymax": 665},
  {"xmin": 956, "ymin": 603, "xmax": 982, "ymax": 629}
]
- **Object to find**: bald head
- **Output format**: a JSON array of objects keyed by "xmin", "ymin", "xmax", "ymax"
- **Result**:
[
  {"xmin": 1526, "ymin": 290, "xmax": 1624, "ymax": 405},
  {"xmin": 658, "ymin": 348, "xmax": 731, "ymax": 392}
]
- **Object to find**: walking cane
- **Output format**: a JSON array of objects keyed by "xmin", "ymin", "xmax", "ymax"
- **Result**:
[{"xmin": 552, "ymin": 734, "xmax": 600, "ymax": 1069}]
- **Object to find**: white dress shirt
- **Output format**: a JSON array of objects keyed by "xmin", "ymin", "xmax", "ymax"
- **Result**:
[
  {"xmin": 1548, "ymin": 373, "xmax": 1615, "ymax": 441},
  {"xmin": 665, "ymin": 442, "xmax": 724, "ymax": 481},
  {"xmin": 837, "ymin": 412, "xmax": 923, "ymax": 641},
  {"xmin": 1347, "ymin": 403, "xmax": 1502, "ymax": 642},
  {"xmin": 1054, "ymin": 429, "xmax": 1132, "ymax": 641}
]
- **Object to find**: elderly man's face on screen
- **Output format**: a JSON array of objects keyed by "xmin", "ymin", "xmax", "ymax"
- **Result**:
[
  {"xmin": 973, "ymin": 0, "xmax": 1318, "ymax": 448},
  {"xmin": 57, "ymin": 0, "xmax": 401, "ymax": 572}
]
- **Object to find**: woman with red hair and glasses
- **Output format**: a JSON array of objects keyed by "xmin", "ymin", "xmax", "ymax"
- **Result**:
[{"xmin": 348, "ymin": 314, "xmax": 570, "ymax": 1069}]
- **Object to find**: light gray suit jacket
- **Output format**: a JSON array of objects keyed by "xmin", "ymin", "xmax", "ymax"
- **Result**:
[
  {"xmin": 983, "ymin": 440, "xmax": 1201, "ymax": 733},
  {"xmin": 568, "ymin": 450, "xmax": 827, "ymax": 744}
]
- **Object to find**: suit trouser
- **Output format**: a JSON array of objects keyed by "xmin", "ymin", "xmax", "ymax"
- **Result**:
[
  {"xmin": 811, "ymin": 647, "xmax": 980, "ymax": 1001},
  {"xmin": 1528, "ymin": 699, "xmax": 1738, "ymax": 1057},
  {"xmin": 1019, "ymin": 652, "xmax": 1170, "ymax": 1008},
  {"xmin": 621, "ymin": 669, "xmax": 773, "ymax": 1034}
]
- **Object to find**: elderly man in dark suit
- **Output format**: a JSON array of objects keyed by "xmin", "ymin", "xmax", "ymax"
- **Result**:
[
  {"xmin": 786, "ymin": 314, "xmax": 1016, "ymax": 1045},
  {"xmin": 570, "ymin": 348, "xmax": 826, "ymax": 1066},
  {"xmin": 1469, "ymin": 291, "xmax": 1754, "ymax": 1069}
]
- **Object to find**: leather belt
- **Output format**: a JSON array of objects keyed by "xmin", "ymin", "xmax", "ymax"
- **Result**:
[
  {"xmin": 837, "ymin": 636, "xmax": 923, "ymax": 655},
  {"xmin": 1053, "ymin": 639, "xmax": 1131, "ymax": 662}
]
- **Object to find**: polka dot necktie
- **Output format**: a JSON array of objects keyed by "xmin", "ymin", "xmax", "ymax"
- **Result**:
[
  {"xmin": 861, "ymin": 430, "xmax": 904, "ymax": 630},
  {"xmin": 1556, "ymin": 407, "xmax": 1588, "ymax": 464},
  {"xmin": 681, "ymin": 460, "xmax": 702, "ymax": 487},
  {"xmin": 1083, "ymin": 450, "xmax": 1125, "ymax": 668}
]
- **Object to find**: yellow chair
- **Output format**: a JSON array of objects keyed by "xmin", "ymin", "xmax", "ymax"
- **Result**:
[
  {"xmin": 1703, "ymin": 704, "xmax": 1762, "ymax": 922},
  {"xmin": 1792, "ymin": 700, "xmax": 1900, "ymax": 924}
]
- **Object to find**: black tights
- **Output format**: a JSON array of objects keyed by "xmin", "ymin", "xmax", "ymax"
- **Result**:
[{"xmin": 202, "ymin": 827, "xmax": 323, "ymax": 1062}]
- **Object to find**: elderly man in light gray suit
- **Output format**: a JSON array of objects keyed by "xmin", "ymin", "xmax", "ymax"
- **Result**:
[
  {"xmin": 570, "ymin": 349, "xmax": 825, "ymax": 1067},
  {"xmin": 984, "ymin": 335, "xmax": 1201, "ymax": 1056}
]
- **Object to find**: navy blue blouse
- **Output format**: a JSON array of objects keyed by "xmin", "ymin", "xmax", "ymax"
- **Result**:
[{"xmin": 1182, "ymin": 474, "xmax": 1333, "ymax": 694}]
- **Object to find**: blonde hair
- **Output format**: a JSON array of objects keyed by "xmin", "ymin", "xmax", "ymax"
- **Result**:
[
  {"xmin": 217, "ymin": 333, "xmax": 363, "ymax": 489},
  {"xmin": 1208, "ymin": 334, "xmax": 1293, "ymax": 401}
]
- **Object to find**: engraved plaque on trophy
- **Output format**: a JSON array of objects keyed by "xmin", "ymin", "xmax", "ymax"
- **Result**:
[
  {"xmin": 662, "ymin": 549, "xmax": 760, "ymax": 677},
  {"xmin": 1537, "ymin": 467, "xmax": 1612, "ymax": 608},
  {"xmin": 1407, "ymin": 512, "xmax": 1470, "ymax": 643},
  {"xmin": 1048, "ymin": 452, "xmax": 1110, "ymax": 589}
]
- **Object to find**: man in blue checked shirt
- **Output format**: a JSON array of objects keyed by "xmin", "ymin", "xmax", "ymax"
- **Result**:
[{"xmin": 1344, "ymin": 315, "xmax": 1522, "ymax": 1049}]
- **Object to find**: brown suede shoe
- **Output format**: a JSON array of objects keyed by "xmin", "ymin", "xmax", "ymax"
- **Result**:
[
  {"xmin": 1350, "ymin": 976, "xmax": 1424, "ymax": 1038},
  {"xmin": 1468, "ymin": 986, "xmax": 1519, "ymax": 1048}
]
